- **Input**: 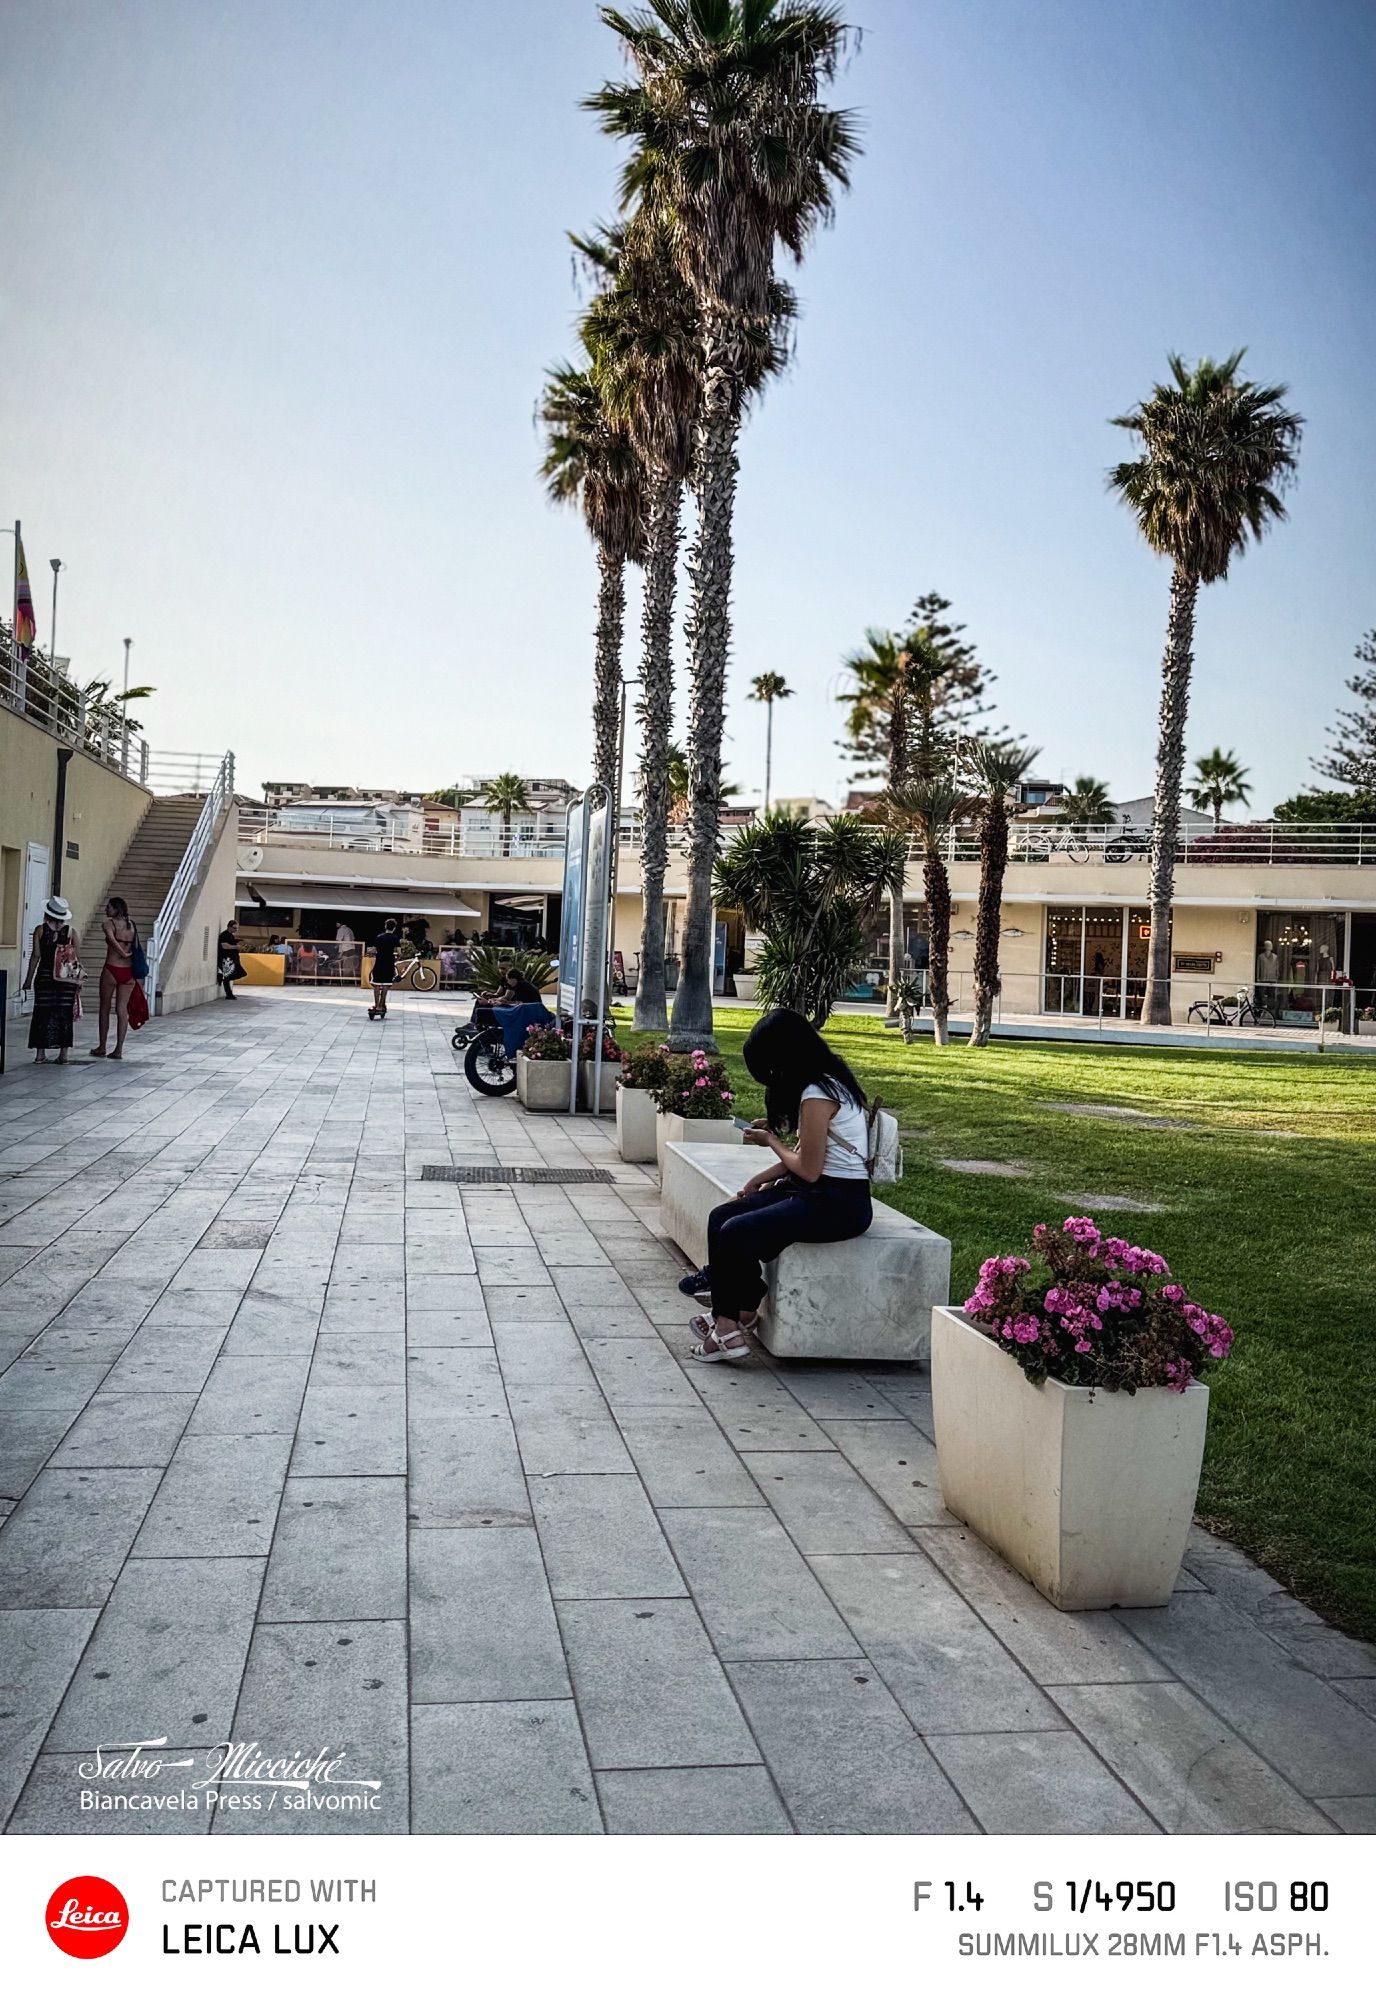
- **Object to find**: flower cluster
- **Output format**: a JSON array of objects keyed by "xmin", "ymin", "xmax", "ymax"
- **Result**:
[
  {"xmin": 963, "ymin": 1216, "xmax": 1236, "ymax": 1393},
  {"xmin": 521, "ymin": 1023, "xmax": 572, "ymax": 1062},
  {"xmin": 619, "ymin": 1041, "xmax": 673, "ymax": 1093},
  {"xmin": 579, "ymin": 1024, "xmax": 623, "ymax": 1063},
  {"xmin": 652, "ymin": 1048, "xmax": 736, "ymax": 1120}
]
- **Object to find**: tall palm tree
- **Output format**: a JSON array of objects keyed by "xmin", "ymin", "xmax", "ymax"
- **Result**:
[
  {"xmin": 482, "ymin": 773, "xmax": 531, "ymax": 855},
  {"xmin": 539, "ymin": 360, "xmax": 647, "ymax": 794},
  {"xmin": 1055, "ymin": 775, "xmax": 1115, "ymax": 826},
  {"xmin": 884, "ymin": 775, "xmax": 963, "ymax": 1047},
  {"xmin": 966, "ymin": 741, "xmax": 1040, "ymax": 1048},
  {"xmin": 591, "ymin": 0, "xmax": 859, "ymax": 1050},
  {"xmin": 748, "ymin": 672, "xmax": 793, "ymax": 807},
  {"xmin": 1188, "ymin": 747, "xmax": 1251, "ymax": 831},
  {"xmin": 1110, "ymin": 351, "xmax": 1302, "ymax": 1023}
]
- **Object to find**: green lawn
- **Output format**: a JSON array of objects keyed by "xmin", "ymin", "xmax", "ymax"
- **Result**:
[{"xmin": 617, "ymin": 1011, "xmax": 1376, "ymax": 1640}]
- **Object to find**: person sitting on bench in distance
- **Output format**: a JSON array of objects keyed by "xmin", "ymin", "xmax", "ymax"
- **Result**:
[{"xmin": 688, "ymin": 1007, "xmax": 874, "ymax": 1364}]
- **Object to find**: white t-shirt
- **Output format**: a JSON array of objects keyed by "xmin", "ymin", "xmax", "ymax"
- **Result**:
[{"xmin": 801, "ymin": 1084, "xmax": 870, "ymax": 1180}]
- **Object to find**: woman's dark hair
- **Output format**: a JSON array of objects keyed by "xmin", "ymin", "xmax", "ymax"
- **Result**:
[
  {"xmin": 741, "ymin": 1008, "xmax": 866, "ymax": 1134},
  {"xmin": 107, "ymin": 896, "xmax": 129, "ymax": 920}
]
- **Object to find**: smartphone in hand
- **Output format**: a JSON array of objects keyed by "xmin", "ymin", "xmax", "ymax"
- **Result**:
[{"xmin": 733, "ymin": 1116, "xmax": 754, "ymax": 1130}]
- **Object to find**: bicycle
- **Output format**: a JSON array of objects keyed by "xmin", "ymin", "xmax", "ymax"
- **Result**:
[{"xmin": 1013, "ymin": 825, "xmax": 1090, "ymax": 863}]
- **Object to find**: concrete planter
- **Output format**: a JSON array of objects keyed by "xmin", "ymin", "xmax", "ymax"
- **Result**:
[
  {"xmin": 615, "ymin": 1084, "xmax": 657, "ymax": 1161},
  {"xmin": 733, "ymin": 973, "xmax": 759, "ymax": 1003},
  {"xmin": 578, "ymin": 1059, "xmax": 618, "ymax": 1114},
  {"xmin": 1357, "ymin": 1020, "xmax": 1376, "ymax": 1037},
  {"xmin": 930, "ymin": 1305, "xmax": 1208, "ymax": 1611},
  {"xmin": 655, "ymin": 1111, "xmax": 743, "ymax": 1172},
  {"xmin": 516, "ymin": 1052, "xmax": 572, "ymax": 1113}
]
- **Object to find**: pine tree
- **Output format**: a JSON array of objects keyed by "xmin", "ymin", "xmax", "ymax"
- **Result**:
[{"xmin": 1314, "ymin": 631, "xmax": 1376, "ymax": 793}]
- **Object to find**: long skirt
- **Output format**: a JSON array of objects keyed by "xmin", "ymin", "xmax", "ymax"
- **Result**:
[{"xmin": 29, "ymin": 971, "xmax": 78, "ymax": 1050}]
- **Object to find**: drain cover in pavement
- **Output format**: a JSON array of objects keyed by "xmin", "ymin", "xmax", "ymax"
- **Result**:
[{"xmin": 420, "ymin": 1165, "xmax": 613, "ymax": 1185}]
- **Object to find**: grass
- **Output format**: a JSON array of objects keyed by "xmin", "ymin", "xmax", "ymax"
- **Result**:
[{"xmin": 616, "ymin": 1010, "xmax": 1376, "ymax": 1641}]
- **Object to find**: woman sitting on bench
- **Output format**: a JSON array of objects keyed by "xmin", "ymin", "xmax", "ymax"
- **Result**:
[{"xmin": 688, "ymin": 1008, "xmax": 874, "ymax": 1364}]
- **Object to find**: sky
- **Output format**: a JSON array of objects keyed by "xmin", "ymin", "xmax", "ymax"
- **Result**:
[{"xmin": 3, "ymin": 0, "xmax": 1373, "ymax": 812}]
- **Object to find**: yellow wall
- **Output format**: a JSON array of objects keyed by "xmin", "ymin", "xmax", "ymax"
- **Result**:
[
  {"xmin": 1, "ymin": 703, "xmax": 149, "ymax": 1001},
  {"xmin": 158, "ymin": 803, "xmax": 241, "ymax": 1013},
  {"xmin": 240, "ymin": 951, "xmax": 286, "ymax": 987}
]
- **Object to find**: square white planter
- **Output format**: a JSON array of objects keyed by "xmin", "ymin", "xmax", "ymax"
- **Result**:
[
  {"xmin": 655, "ymin": 1111, "xmax": 743, "ymax": 1171},
  {"xmin": 615, "ymin": 1084, "xmax": 657, "ymax": 1161},
  {"xmin": 1357, "ymin": 1020, "xmax": 1376, "ymax": 1037},
  {"xmin": 516, "ymin": 1052, "xmax": 573, "ymax": 1113},
  {"xmin": 930, "ymin": 1305, "xmax": 1208, "ymax": 1611},
  {"xmin": 578, "ymin": 1059, "xmax": 618, "ymax": 1114},
  {"xmin": 733, "ymin": 974, "xmax": 759, "ymax": 1003}
]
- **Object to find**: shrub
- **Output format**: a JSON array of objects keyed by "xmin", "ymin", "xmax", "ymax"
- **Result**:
[
  {"xmin": 522, "ymin": 1023, "xmax": 572, "ymax": 1062},
  {"xmin": 620, "ymin": 1042, "xmax": 672, "ymax": 1093},
  {"xmin": 580, "ymin": 1024, "xmax": 623, "ymax": 1062},
  {"xmin": 468, "ymin": 943, "xmax": 555, "ymax": 993},
  {"xmin": 653, "ymin": 1050, "xmax": 736, "ymax": 1119},
  {"xmin": 963, "ymin": 1216, "xmax": 1236, "ymax": 1394}
]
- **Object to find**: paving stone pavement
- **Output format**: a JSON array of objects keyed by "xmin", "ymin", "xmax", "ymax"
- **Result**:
[{"xmin": 1, "ymin": 987, "xmax": 1373, "ymax": 1837}]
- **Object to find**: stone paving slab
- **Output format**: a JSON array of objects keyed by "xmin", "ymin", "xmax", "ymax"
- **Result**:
[{"xmin": 0, "ymin": 989, "xmax": 1369, "ymax": 1837}]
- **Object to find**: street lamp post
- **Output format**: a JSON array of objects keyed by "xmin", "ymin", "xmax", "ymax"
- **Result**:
[
  {"xmin": 121, "ymin": 636, "xmax": 133, "ymax": 776},
  {"xmin": 608, "ymin": 677, "xmax": 641, "ymax": 998},
  {"xmin": 49, "ymin": 559, "xmax": 63, "ymax": 675}
]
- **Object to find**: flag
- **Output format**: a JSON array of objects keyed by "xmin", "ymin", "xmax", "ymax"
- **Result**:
[{"xmin": 14, "ymin": 533, "xmax": 36, "ymax": 651}]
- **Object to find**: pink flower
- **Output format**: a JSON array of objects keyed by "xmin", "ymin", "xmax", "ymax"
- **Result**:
[{"xmin": 693, "ymin": 1076, "xmax": 708, "ymax": 1089}]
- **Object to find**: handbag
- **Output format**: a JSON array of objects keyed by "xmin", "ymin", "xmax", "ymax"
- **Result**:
[
  {"xmin": 130, "ymin": 926, "xmax": 149, "ymax": 980},
  {"xmin": 128, "ymin": 981, "xmax": 150, "ymax": 1031},
  {"xmin": 53, "ymin": 930, "xmax": 84, "ymax": 985}
]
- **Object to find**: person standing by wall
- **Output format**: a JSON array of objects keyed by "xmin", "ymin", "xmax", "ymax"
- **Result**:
[
  {"xmin": 22, "ymin": 895, "xmax": 82, "ymax": 1065},
  {"xmin": 92, "ymin": 896, "xmax": 137, "ymax": 1059},
  {"xmin": 217, "ymin": 920, "xmax": 245, "ymax": 999}
]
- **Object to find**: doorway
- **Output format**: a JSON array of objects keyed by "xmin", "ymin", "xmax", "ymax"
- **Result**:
[{"xmin": 20, "ymin": 843, "xmax": 50, "ymax": 1013}]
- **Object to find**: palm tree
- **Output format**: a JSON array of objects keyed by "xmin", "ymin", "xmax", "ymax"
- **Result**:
[
  {"xmin": 715, "ymin": 810, "xmax": 904, "ymax": 1027},
  {"xmin": 591, "ymin": 0, "xmax": 859, "ymax": 1050},
  {"xmin": 482, "ymin": 773, "xmax": 531, "ymax": 855},
  {"xmin": 966, "ymin": 741, "xmax": 1040, "ymax": 1048},
  {"xmin": 841, "ymin": 594, "xmax": 992, "ymax": 784},
  {"xmin": 1188, "ymin": 747, "xmax": 1251, "ymax": 831},
  {"xmin": 1055, "ymin": 775, "xmax": 1115, "ymax": 826},
  {"xmin": 539, "ymin": 360, "xmax": 647, "ymax": 793},
  {"xmin": 1110, "ymin": 351, "xmax": 1302, "ymax": 1023},
  {"xmin": 748, "ymin": 672, "xmax": 793, "ymax": 808},
  {"xmin": 884, "ymin": 776, "xmax": 963, "ymax": 1047}
]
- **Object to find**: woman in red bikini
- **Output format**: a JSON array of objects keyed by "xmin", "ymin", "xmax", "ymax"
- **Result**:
[{"xmin": 92, "ymin": 896, "xmax": 137, "ymax": 1059}]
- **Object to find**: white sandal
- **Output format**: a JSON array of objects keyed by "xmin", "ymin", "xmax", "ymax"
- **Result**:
[{"xmin": 688, "ymin": 1313, "xmax": 753, "ymax": 1364}]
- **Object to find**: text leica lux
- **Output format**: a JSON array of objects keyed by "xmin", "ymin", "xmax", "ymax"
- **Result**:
[{"xmin": 163, "ymin": 1924, "xmax": 340, "ymax": 1956}]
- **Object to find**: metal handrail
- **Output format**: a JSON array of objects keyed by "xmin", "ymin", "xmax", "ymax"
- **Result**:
[{"xmin": 146, "ymin": 751, "xmax": 235, "ymax": 1012}]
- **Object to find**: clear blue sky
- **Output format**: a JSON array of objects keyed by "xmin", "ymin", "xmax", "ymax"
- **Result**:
[{"xmin": 4, "ymin": 0, "xmax": 1372, "ymax": 810}]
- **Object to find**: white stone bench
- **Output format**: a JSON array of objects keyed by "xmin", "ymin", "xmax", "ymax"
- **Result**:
[{"xmin": 660, "ymin": 1143, "xmax": 950, "ymax": 1362}]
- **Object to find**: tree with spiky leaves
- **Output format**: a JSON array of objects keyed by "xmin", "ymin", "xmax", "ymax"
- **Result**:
[
  {"xmin": 481, "ymin": 774, "xmax": 531, "ymax": 855},
  {"xmin": 714, "ymin": 809, "xmax": 904, "ymax": 1028},
  {"xmin": 1188, "ymin": 747, "xmax": 1251, "ymax": 831},
  {"xmin": 841, "ymin": 593, "xmax": 993, "ymax": 785},
  {"xmin": 1055, "ymin": 775, "xmax": 1115, "ymax": 826},
  {"xmin": 882, "ymin": 775, "xmax": 962, "ymax": 1046},
  {"xmin": 966, "ymin": 740, "xmax": 1040, "ymax": 1048},
  {"xmin": 748, "ymin": 672, "xmax": 793, "ymax": 807},
  {"xmin": 538, "ymin": 359, "xmax": 647, "ymax": 794},
  {"xmin": 590, "ymin": 0, "xmax": 859, "ymax": 1050},
  {"xmin": 1109, "ymin": 351, "xmax": 1302, "ymax": 1023},
  {"xmin": 582, "ymin": 219, "xmax": 792, "ymax": 1029},
  {"xmin": 1314, "ymin": 630, "xmax": 1376, "ymax": 795}
]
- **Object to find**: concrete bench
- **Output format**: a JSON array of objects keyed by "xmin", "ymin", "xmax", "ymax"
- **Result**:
[{"xmin": 660, "ymin": 1143, "xmax": 950, "ymax": 1363}]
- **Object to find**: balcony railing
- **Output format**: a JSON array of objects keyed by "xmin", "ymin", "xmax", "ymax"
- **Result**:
[
  {"xmin": 234, "ymin": 801, "xmax": 1376, "ymax": 870},
  {"xmin": 2, "ymin": 635, "xmax": 153, "ymax": 783}
]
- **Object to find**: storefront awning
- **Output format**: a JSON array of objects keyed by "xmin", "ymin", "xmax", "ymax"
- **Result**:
[{"xmin": 237, "ymin": 885, "xmax": 481, "ymax": 919}]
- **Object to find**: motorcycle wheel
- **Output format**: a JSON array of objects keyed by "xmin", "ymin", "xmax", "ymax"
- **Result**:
[{"xmin": 464, "ymin": 1031, "xmax": 518, "ymax": 1096}]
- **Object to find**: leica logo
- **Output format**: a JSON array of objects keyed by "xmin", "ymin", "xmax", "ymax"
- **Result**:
[{"xmin": 46, "ymin": 1877, "xmax": 129, "ymax": 1958}]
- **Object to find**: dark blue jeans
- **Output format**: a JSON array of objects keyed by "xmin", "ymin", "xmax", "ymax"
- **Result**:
[{"xmin": 708, "ymin": 1175, "xmax": 872, "ymax": 1321}]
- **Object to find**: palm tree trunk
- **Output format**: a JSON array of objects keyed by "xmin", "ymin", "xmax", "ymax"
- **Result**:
[
  {"xmin": 970, "ymin": 796, "xmax": 1008, "ymax": 1047},
  {"xmin": 764, "ymin": 700, "xmax": 774, "ymax": 810},
  {"xmin": 634, "ymin": 468, "xmax": 681, "ymax": 1032},
  {"xmin": 593, "ymin": 547, "xmax": 625, "ymax": 796},
  {"xmin": 1145, "ymin": 566, "xmax": 1198, "ymax": 1026},
  {"xmin": 670, "ymin": 306, "xmax": 742, "ymax": 1052},
  {"xmin": 924, "ymin": 847, "xmax": 952, "ymax": 1047},
  {"xmin": 885, "ymin": 884, "xmax": 904, "ymax": 1025}
]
